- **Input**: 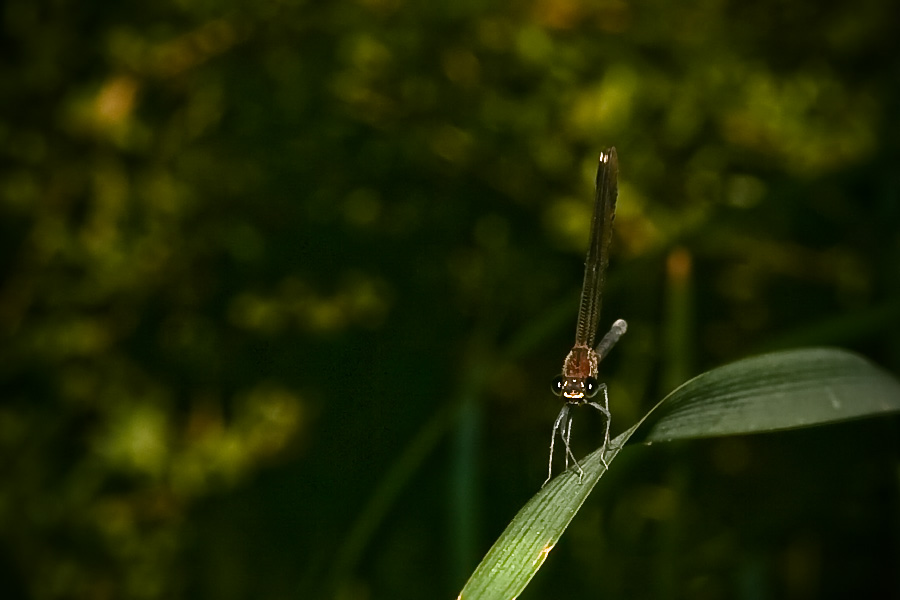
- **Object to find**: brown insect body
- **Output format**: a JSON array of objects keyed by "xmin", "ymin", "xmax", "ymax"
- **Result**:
[
  {"xmin": 559, "ymin": 346, "xmax": 599, "ymax": 401},
  {"xmin": 544, "ymin": 147, "xmax": 626, "ymax": 486}
]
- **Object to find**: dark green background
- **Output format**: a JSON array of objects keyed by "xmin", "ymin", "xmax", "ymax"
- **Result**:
[{"xmin": 2, "ymin": 0, "xmax": 899, "ymax": 598}]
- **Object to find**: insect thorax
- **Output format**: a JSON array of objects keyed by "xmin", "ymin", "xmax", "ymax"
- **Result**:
[{"xmin": 559, "ymin": 346, "xmax": 599, "ymax": 400}]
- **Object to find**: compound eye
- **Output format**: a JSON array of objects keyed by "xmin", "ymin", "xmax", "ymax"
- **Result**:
[
  {"xmin": 584, "ymin": 377, "xmax": 600, "ymax": 398},
  {"xmin": 551, "ymin": 376, "xmax": 564, "ymax": 396}
]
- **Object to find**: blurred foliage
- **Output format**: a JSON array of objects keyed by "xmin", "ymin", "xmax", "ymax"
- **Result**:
[{"xmin": 0, "ymin": 0, "xmax": 898, "ymax": 599}]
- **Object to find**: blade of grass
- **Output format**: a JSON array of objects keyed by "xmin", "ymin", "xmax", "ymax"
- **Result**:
[
  {"xmin": 628, "ymin": 347, "xmax": 900, "ymax": 444},
  {"xmin": 459, "ymin": 347, "xmax": 900, "ymax": 599},
  {"xmin": 456, "ymin": 433, "xmax": 628, "ymax": 600}
]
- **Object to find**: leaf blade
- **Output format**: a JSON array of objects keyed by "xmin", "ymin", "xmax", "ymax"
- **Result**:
[
  {"xmin": 457, "ymin": 434, "xmax": 629, "ymax": 599},
  {"xmin": 459, "ymin": 348, "xmax": 900, "ymax": 599},
  {"xmin": 628, "ymin": 347, "xmax": 900, "ymax": 445}
]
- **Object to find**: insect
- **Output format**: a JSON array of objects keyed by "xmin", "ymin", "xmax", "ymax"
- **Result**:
[{"xmin": 546, "ymin": 147, "xmax": 627, "ymax": 485}]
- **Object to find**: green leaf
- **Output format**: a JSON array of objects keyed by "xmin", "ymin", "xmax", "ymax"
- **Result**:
[
  {"xmin": 628, "ymin": 347, "xmax": 900, "ymax": 444},
  {"xmin": 458, "ymin": 348, "xmax": 900, "ymax": 600},
  {"xmin": 456, "ymin": 433, "xmax": 628, "ymax": 600}
]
